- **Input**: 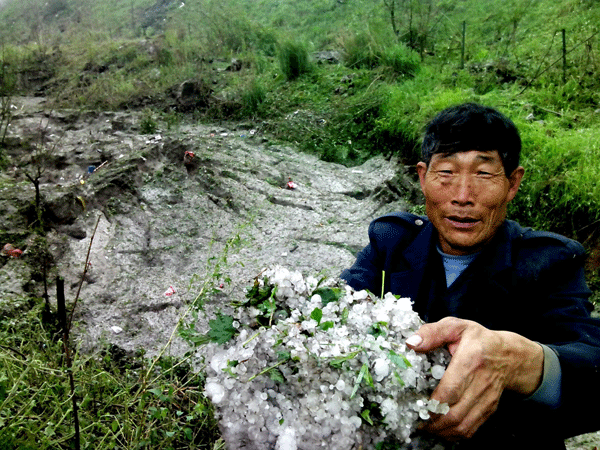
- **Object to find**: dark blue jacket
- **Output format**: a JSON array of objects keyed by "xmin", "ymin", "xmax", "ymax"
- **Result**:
[{"xmin": 341, "ymin": 212, "xmax": 600, "ymax": 449}]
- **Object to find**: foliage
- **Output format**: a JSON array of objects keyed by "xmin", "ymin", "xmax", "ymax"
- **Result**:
[
  {"xmin": 341, "ymin": 29, "xmax": 421, "ymax": 78},
  {"xmin": 0, "ymin": 297, "xmax": 222, "ymax": 449},
  {"xmin": 277, "ymin": 39, "xmax": 312, "ymax": 81},
  {"xmin": 240, "ymin": 78, "xmax": 267, "ymax": 117},
  {"xmin": 140, "ymin": 109, "xmax": 159, "ymax": 134}
]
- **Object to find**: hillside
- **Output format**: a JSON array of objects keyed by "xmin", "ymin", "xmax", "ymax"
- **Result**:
[{"xmin": 1, "ymin": 1, "xmax": 600, "ymax": 449}]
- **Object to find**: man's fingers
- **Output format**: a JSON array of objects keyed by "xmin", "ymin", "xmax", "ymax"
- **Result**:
[
  {"xmin": 424, "ymin": 377, "xmax": 501, "ymax": 440},
  {"xmin": 406, "ymin": 317, "xmax": 471, "ymax": 353}
]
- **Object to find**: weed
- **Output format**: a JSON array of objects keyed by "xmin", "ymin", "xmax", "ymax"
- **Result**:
[
  {"xmin": 241, "ymin": 78, "xmax": 267, "ymax": 117},
  {"xmin": 140, "ymin": 109, "xmax": 158, "ymax": 134},
  {"xmin": 277, "ymin": 39, "xmax": 312, "ymax": 81}
]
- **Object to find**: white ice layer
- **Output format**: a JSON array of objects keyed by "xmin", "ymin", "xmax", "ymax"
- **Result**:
[{"xmin": 202, "ymin": 265, "xmax": 450, "ymax": 450}]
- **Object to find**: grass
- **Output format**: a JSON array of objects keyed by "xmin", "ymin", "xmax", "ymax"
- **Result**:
[{"xmin": 0, "ymin": 295, "xmax": 222, "ymax": 450}]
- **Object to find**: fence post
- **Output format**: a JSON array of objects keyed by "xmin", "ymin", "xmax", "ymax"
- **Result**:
[
  {"xmin": 461, "ymin": 21, "xmax": 466, "ymax": 69},
  {"xmin": 57, "ymin": 276, "xmax": 66, "ymax": 336},
  {"xmin": 562, "ymin": 28, "xmax": 567, "ymax": 84}
]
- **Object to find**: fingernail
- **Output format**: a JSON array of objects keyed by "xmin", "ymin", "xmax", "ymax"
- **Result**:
[{"xmin": 406, "ymin": 334, "xmax": 423, "ymax": 347}]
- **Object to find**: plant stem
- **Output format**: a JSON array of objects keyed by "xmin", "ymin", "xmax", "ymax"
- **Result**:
[{"xmin": 246, "ymin": 359, "xmax": 287, "ymax": 382}]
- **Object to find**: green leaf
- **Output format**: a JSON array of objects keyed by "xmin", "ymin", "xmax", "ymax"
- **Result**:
[
  {"xmin": 364, "ymin": 363, "xmax": 374, "ymax": 388},
  {"xmin": 269, "ymin": 368, "xmax": 285, "ymax": 383},
  {"xmin": 341, "ymin": 307, "xmax": 349, "ymax": 325},
  {"xmin": 184, "ymin": 427, "xmax": 193, "ymax": 441},
  {"xmin": 361, "ymin": 409, "xmax": 373, "ymax": 426},
  {"xmin": 368, "ymin": 322, "xmax": 387, "ymax": 337},
  {"xmin": 245, "ymin": 278, "xmax": 276, "ymax": 305},
  {"xmin": 312, "ymin": 287, "xmax": 344, "ymax": 306},
  {"xmin": 388, "ymin": 349, "xmax": 412, "ymax": 370},
  {"xmin": 207, "ymin": 313, "xmax": 237, "ymax": 344},
  {"xmin": 310, "ymin": 307, "xmax": 323, "ymax": 325},
  {"xmin": 393, "ymin": 370, "xmax": 405, "ymax": 386},
  {"xmin": 319, "ymin": 320, "xmax": 334, "ymax": 331},
  {"xmin": 351, "ymin": 363, "xmax": 371, "ymax": 398},
  {"xmin": 111, "ymin": 420, "xmax": 119, "ymax": 433},
  {"xmin": 329, "ymin": 349, "xmax": 362, "ymax": 369},
  {"xmin": 277, "ymin": 351, "xmax": 291, "ymax": 361},
  {"xmin": 148, "ymin": 388, "xmax": 163, "ymax": 397}
]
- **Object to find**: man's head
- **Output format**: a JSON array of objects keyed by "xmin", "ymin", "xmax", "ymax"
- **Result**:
[
  {"xmin": 416, "ymin": 103, "xmax": 525, "ymax": 256},
  {"xmin": 421, "ymin": 102, "xmax": 521, "ymax": 176}
]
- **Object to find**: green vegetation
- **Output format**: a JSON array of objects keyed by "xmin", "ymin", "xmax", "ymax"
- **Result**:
[
  {"xmin": 0, "ymin": 295, "xmax": 222, "ymax": 449},
  {"xmin": 2, "ymin": 0, "xmax": 600, "ymax": 447}
]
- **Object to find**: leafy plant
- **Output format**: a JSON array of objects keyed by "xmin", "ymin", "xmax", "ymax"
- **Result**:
[
  {"xmin": 277, "ymin": 39, "xmax": 312, "ymax": 81},
  {"xmin": 140, "ymin": 109, "xmax": 158, "ymax": 134}
]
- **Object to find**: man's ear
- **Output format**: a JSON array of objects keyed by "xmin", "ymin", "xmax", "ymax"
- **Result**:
[
  {"xmin": 507, "ymin": 166, "xmax": 525, "ymax": 202},
  {"xmin": 416, "ymin": 162, "xmax": 428, "ymax": 192}
]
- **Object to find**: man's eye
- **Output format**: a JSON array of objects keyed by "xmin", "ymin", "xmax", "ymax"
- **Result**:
[
  {"xmin": 438, "ymin": 170, "xmax": 453, "ymax": 176},
  {"xmin": 477, "ymin": 171, "xmax": 493, "ymax": 177}
]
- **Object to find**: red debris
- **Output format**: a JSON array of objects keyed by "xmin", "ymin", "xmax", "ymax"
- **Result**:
[
  {"xmin": 286, "ymin": 177, "xmax": 297, "ymax": 190},
  {"xmin": 164, "ymin": 285, "xmax": 176, "ymax": 297},
  {"xmin": 183, "ymin": 151, "xmax": 195, "ymax": 165},
  {"xmin": 1, "ymin": 244, "xmax": 23, "ymax": 258}
]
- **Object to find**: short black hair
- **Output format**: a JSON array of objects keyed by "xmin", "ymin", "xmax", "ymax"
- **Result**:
[{"xmin": 421, "ymin": 102, "xmax": 521, "ymax": 176}]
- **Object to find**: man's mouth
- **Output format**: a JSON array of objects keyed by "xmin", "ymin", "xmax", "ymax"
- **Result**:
[{"xmin": 446, "ymin": 216, "xmax": 480, "ymax": 228}]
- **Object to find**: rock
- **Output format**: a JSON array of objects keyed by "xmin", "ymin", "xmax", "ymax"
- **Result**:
[
  {"xmin": 225, "ymin": 58, "xmax": 243, "ymax": 72},
  {"xmin": 174, "ymin": 79, "xmax": 212, "ymax": 112},
  {"xmin": 314, "ymin": 51, "xmax": 341, "ymax": 64}
]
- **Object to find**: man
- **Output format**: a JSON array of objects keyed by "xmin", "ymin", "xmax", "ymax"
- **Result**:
[{"xmin": 341, "ymin": 103, "xmax": 600, "ymax": 449}]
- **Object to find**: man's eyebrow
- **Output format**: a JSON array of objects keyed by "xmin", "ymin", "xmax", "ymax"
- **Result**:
[
  {"xmin": 435, "ymin": 152, "xmax": 499, "ymax": 162},
  {"xmin": 475, "ymin": 153, "xmax": 499, "ymax": 163}
]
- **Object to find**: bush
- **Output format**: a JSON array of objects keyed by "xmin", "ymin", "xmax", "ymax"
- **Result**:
[
  {"xmin": 342, "ymin": 32, "xmax": 380, "ymax": 69},
  {"xmin": 278, "ymin": 40, "xmax": 312, "ymax": 81},
  {"xmin": 342, "ymin": 31, "xmax": 420, "ymax": 78},
  {"xmin": 380, "ymin": 43, "xmax": 421, "ymax": 78},
  {"xmin": 508, "ymin": 120, "xmax": 600, "ymax": 239},
  {"xmin": 241, "ymin": 79, "xmax": 266, "ymax": 117},
  {"xmin": 140, "ymin": 110, "xmax": 158, "ymax": 134}
]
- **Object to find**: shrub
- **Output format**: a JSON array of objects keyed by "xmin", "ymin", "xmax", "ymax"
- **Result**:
[
  {"xmin": 380, "ymin": 43, "xmax": 421, "ymax": 78},
  {"xmin": 241, "ymin": 79, "xmax": 266, "ymax": 117},
  {"xmin": 342, "ymin": 32, "xmax": 380, "ymax": 69},
  {"xmin": 140, "ymin": 110, "xmax": 158, "ymax": 134},
  {"xmin": 508, "ymin": 120, "xmax": 600, "ymax": 239},
  {"xmin": 278, "ymin": 40, "xmax": 312, "ymax": 80},
  {"xmin": 341, "ymin": 31, "xmax": 420, "ymax": 77}
]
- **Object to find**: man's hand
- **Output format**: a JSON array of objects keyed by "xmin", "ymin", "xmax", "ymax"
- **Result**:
[{"xmin": 406, "ymin": 317, "xmax": 544, "ymax": 440}]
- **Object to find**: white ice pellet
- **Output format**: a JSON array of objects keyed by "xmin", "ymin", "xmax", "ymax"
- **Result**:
[
  {"xmin": 373, "ymin": 358, "xmax": 390, "ymax": 382},
  {"xmin": 431, "ymin": 364, "xmax": 446, "ymax": 380},
  {"xmin": 204, "ymin": 382, "xmax": 225, "ymax": 404}
]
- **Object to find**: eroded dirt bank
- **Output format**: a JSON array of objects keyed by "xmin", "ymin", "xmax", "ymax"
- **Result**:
[{"xmin": 1, "ymin": 97, "xmax": 419, "ymax": 356}]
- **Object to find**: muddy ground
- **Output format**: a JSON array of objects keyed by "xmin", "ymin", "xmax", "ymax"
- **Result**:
[{"xmin": 0, "ymin": 97, "xmax": 597, "ymax": 449}]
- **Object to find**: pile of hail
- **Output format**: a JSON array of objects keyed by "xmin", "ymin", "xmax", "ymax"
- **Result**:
[{"xmin": 202, "ymin": 266, "xmax": 450, "ymax": 450}]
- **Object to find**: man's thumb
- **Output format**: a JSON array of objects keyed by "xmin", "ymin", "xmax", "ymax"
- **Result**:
[{"xmin": 405, "ymin": 318, "xmax": 468, "ymax": 352}]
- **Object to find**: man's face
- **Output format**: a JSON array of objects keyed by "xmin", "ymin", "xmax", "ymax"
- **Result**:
[{"xmin": 416, "ymin": 150, "xmax": 524, "ymax": 256}]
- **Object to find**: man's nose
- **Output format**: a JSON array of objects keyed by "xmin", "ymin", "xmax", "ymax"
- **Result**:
[{"xmin": 451, "ymin": 174, "xmax": 475, "ymax": 205}]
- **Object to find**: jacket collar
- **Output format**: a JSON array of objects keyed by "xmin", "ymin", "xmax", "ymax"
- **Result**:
[{"xmin": 403, "ymin": 220, "xmax": 522, "ymax": 276}]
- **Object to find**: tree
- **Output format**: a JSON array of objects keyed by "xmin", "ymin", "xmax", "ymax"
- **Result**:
[{"xmin": 382, "ymin": 0, "xmax": 452, "ymax": 59}]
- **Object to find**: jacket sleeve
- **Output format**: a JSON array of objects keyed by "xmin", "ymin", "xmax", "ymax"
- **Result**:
[
  {"xmin": 518, "ymin": 235, "xmax": 600, "ymax": 438},
  {"xmin": 340, "ymin": 212, "xmax": 422, "ymax": 293},
  {"xmin": 340, "ymin": 219, "xmax": 384, "ymax": 293}
]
